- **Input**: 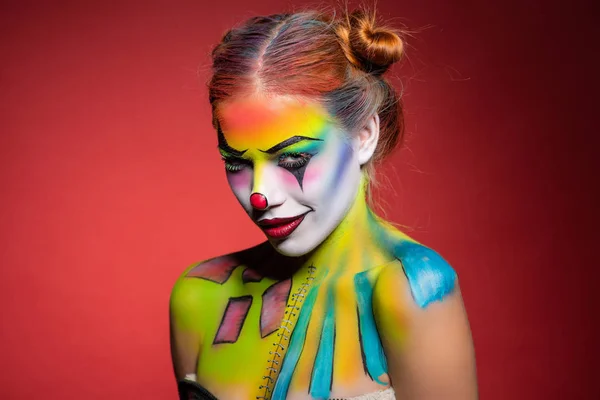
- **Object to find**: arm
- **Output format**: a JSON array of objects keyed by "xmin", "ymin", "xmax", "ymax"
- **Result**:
[
  {"xmin": 169, "ymin": 266, "xmax": 204, "ymax": 382},
  {"xmin": 375, "ymin": 263, "xmax": 478, "ymax": 399}
]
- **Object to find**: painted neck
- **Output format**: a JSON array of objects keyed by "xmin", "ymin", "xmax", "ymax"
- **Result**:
[{"xmin": 300, "ymin": 178, "xmax": 394, "ymax": 277}]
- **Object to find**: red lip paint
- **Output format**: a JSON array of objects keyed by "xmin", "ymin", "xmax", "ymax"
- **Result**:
[{"xmin": 258, "ymin": 213, "xmax": 308, "ymax": 239}]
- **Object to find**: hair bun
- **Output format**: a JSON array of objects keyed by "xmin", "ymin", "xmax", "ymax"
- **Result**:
[{"xmin": 344, "ymin": 10, "xmax": 404, "ymax": 75}]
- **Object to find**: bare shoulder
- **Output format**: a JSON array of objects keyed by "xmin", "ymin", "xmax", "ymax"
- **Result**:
[
  {"xmin": 173, "ymin": 253, "xmax": 242, "ymax": 289},
  {"xmin": 171, "ymin": 254, "xmax": 237, "ymax": 302},
  {"xmin": 170, "ymin": 242, "xmax": 271, "ymax": 321},
  {"xmin": 388, "ymin": 240, "xmax": 457, "ymax": 307},
  {"xmin": 373, "ymin": 244, "xmax": 478, "ymax": 399},
  {"xmin": 169, "ymin": 250, "xmax": 253, "ymax": 381},
  {"xmin": 170, "ymin": 252, "xmax": 249, "ymax": 314},
  {"xmin": 372, "ymin": 241, "xmax": 459, "ymax": 328}
]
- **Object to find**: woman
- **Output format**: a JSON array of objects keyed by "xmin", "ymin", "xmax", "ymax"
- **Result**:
[{"xmin": 170, "ymin": 8, "xmax": 478, "ymax": 400}]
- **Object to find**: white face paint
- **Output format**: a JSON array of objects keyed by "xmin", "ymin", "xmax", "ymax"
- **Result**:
[{"xmin": 217, "ymin": 95, "xmax": 364, "ymax": 257}]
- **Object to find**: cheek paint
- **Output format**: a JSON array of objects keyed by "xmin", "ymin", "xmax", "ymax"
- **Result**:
[
  {"xmin": 278, "ymin": 169, "xmax": 301, "ymax": 187},
  {"xmin": 300, "ymin": 164, "xmax": 323, "ymax": 186},
  {"xmin": 297, "ymin": 156, "xmax": 331, "ymax": 196},
  {"xmin": 226, "ymin": 169, "xmax": 252, "ymax": 190},
  {"xmin": 300, "ymin": 140, "xmax": 354, "ymax": 195},
  {"xmin": 330, "ymin": 142, "xmax": 354, "ymax": 191}
]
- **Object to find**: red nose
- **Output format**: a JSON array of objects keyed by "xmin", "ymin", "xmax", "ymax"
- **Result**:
[{"xmin": 250, "ymin": 193, "xmax": 268, "ymax": 210}]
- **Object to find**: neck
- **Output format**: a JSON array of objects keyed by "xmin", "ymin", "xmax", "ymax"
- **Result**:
[{"xmin": 299, "ymin": 178, "xmax": 396, "ymax": 278}]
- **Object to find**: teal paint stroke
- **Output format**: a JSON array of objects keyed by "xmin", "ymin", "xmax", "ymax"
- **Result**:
[
  {"xmin": 366, "ymin": 209, "xmax": 457, "ymax": 309},
  {"xmin": 309, "ymin": 285, "xmax": 335, "ymax": 399},
  {"xmin": 271, "ymin": 283, "xmax": 320, "ymax": 400},
  {"xmin": 354, "ymin": 271, "xmax": 388, "ymax": 384},
  {"xmin": 392, "ymin": 241, "xmax": 457, "ymax": 308}
]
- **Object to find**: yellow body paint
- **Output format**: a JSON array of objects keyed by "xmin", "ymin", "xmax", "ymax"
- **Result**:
[
  {"xmin": 172, "ymin": 96, "xmax": 457, "ymax": 399},
  {"xmin": 172, "ymin": 182, "xmax": 456, "ymax": 399}
]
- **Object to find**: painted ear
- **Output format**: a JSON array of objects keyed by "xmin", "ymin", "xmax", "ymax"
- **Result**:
[{"xmin": 356, "ymin": 113, "xmax": 380, "ymax": 165}]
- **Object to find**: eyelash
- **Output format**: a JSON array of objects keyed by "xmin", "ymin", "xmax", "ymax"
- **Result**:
[
  {"xmin": 221, "ymin": 152, "xmax": 314, "ymax": 172},
  {"xmin": 221, "ymin": 157, "xmax": 250, "ymax": 172},
  {"xmin": 278, "ymin": 152, "xmax": 313, "ymax": 169}
]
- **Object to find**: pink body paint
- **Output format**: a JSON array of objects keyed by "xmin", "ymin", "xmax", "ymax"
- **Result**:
[
  {"xmin": 213, "ymin": 296, "xmax": 253, "ymax": 344},
  {"xmin": 242, "ymin": 267, "xmax": 263, "ymax": 283},
  {"xmin": 260, "ymin": 279, "xmax": 292, "ymax": 337},
  {"xmin": 187, "ymin": 256, "xmax": 239, "ymax": 284},
  {"xmin": 300, "ymin": 165, "xmax": 322, "ymax": 186}
]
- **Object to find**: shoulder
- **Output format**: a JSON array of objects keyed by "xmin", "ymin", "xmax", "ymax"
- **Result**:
[
  {"xmin": 180, "ymin": 253, "xmax": 242, "ymax": 284},
  {"xmin": 169, "ymin": 253, "xmax": 246, "ymax": 381},
  {"xmin": 380, "ymin": 240, "xmax": 457, "ymax": 309},
  {"xmin": 372, "ymin": 246, "xmax": 477, "ymax": 399},
  {"xmin": 170, "ymin": 242, "xmax": 272, "ymax": 312},
  {"xmin": 170, "ymin": 253, "xmax": 243, "ymax": 314}
]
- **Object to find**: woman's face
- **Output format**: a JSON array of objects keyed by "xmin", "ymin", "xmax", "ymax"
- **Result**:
[{"xmin": 216, "ymin": 95, "xmax": 363, "ymax": 257}]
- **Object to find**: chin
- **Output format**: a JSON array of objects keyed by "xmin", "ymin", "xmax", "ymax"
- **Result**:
[
  {"xmin": 267, "ymin": 237, "xmax": 319, "ymax": 257},
  {"xmin": 265, "ymin": 211, "xmax": 347, "ymax": 257}
]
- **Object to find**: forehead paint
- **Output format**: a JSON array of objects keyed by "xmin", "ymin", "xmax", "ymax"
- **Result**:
[
  {"xmin": 219, "ymin": 132, "xmax": 322, "ymax": 158},
  {"xmin": 261, "ymin": 136, "xmax": 321, "ymax": 154},
  {"xmin": 217, "ymin": 97, "xmax": 330, "ymax": 153},
  {"xmin": 218, "ymin": 97, "xmax": 334, "ymax": 191},
  {"xmin": 218, "ymin": 128, "xmax": 247, "ymax": 157}
]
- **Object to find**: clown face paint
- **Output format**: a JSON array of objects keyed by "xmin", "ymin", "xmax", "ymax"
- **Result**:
[{"xmin": 217, "ymin": 95, "xmax": 363, "ymax": 257}]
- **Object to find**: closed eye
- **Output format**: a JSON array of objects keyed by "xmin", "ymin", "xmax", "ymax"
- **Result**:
[
  {"xmin": 278, "ymin": 152, "xmax": 314, "ymax": 169},
  {"xmin": 221, "ymin": 156, "xmax": 252, "ymax": 172}
]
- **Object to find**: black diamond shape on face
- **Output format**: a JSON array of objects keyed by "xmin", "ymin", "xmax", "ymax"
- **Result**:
[{"xmin": 284, "ymin": 159, "xmax": 312, "ymax": 191}]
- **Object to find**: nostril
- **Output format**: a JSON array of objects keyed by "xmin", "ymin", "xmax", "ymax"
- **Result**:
[{"xmin": 250, "ymin": 193, "xmax": 268, "ymax": 210}]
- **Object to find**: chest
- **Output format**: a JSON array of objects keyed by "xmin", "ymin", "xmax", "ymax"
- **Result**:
[{"xmin": 195, "ymin": 268, "xmax": 389, "ymax": 399}]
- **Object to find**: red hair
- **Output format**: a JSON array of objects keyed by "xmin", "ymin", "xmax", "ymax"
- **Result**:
[{"xmin": 208, "ymin": 8, "xmax": 405, "ymax": 178}]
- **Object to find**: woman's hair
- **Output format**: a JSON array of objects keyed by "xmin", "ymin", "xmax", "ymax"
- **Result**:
[{"xmin": 208, "ymin": 8, "xmax": 405, "ymax": 188}]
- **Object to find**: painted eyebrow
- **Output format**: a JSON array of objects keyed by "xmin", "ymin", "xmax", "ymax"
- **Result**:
[
  {"xmin": 260, "ymin": 136, "xmax": 323, "ymax": 154},
  {"xmin": 217, "ymin": 126, "xmax": 247, "ymax": 157}
]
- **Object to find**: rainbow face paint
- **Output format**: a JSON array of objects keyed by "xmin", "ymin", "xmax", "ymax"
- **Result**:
[{"xmin": 217, "ymin": 95, "xmax": 363, "ymax": 257}]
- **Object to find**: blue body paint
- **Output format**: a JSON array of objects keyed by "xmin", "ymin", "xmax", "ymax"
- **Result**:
[
  {"xmin": 367, "ymin": 210, "xmax": 457, "ymax": 308},
  {"xmin": 271, "ymin": 285, "xmax": 320, "ymax": 400},
  {"xmin": 393, "ymin": 241, "xmax": 457, "ymax": 308},
  {"xmin": 354, "ymin": 271, "xmax": 388, "ymax": 384},
  {"xmin": 309, "ymin": 286, "xmax": 335, "ymax": 399},
  {"xmin": 271, "ymin": 227, "xmax": 455, "ymax": 399}
]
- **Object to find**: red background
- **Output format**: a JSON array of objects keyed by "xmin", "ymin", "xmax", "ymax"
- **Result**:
[{"xmin": 1, "ymin": 0, "xmax": 597, "ymax": 399}]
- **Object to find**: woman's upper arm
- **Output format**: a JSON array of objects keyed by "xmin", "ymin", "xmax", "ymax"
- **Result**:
[
  {"xmin": 375, "ymin": 262, "xmax": 478, "ymax": 400},
  {"xmin": 169, "ymin": 265, "xmax": 204, "ymax": 382}
]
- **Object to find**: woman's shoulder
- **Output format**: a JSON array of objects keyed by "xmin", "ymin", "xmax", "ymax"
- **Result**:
[
  {"xmin": 375, "ymin": 237, "xmax": 458, "ymax": 310},
  {"xmin": 372, "ymin": 242, "xmax": 477, "ymax": 399},
  {"xmin": 177, "ymin": 253, "xmax": 243, "ymax": 285},
  {"xmin": 170, "ymin": 245, "xmax": 264, "ymax": 312},
  {"xmin": 171, "ymin": 244, "xmax": 272, "ymax": 307},
  {"xmin": 169, "ymin": 254, "xmax": 234, "ymax": 315},
  {"xmin": 371, "ymin": 240, "xmax": 464, "ymax": 353}
]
